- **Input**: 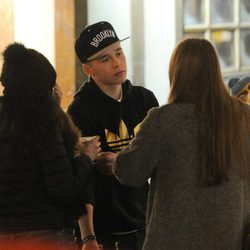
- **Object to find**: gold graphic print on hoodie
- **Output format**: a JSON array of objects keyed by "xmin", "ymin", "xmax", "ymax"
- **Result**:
[{"xmin": 105, "ymin": 120, "xmax": 141, "ymax": 152}]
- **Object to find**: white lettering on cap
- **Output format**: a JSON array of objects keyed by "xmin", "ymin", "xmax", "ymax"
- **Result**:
[{"xmin": 90, "ymin": 30, "xmax": 116, "ymax": 47}]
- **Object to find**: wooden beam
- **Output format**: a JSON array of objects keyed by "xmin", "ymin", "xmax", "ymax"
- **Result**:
[{"xmin": 54, "ymin": 0, "xmax": 76, "ymax": 110}]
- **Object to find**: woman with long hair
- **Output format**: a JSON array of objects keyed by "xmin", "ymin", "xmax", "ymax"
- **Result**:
[
  {"xmin": 114, "ymin": 38, "xmax": 250, "ymax": 249},
  {"xmin": 0, "ymin": 43, "xmax": 100, "ymax": 250}
]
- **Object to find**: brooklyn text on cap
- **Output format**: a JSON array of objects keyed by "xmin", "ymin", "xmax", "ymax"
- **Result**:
[{"xmin": 75, "ymin": 21, "xmax": 129, "ymax": 63}]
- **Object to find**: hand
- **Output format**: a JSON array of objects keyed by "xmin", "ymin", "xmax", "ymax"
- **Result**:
[
  {"xmin": 79, "ymin": 136, "xmax": 101, "ymax": 161},
  {"xmin": 81, "ymin": 240, "xmax": 100, "ymax": 250},
  {"xmin": 95, "ymin": 152, "xmax": 117, "ymax": 176},
  {"xmin": 52, "ymin": 84, "xmax": 62, "ymax": 105}
]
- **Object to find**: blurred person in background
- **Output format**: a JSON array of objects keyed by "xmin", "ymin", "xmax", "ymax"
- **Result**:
[{"xmin": 228, "ymin": 76, "xmax": 250, "ymax": 103}]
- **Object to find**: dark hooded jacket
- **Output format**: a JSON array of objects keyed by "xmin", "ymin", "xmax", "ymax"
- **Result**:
[{"xmin": 67, "ymin": 78, "xmax": 159, "ymax": 238}]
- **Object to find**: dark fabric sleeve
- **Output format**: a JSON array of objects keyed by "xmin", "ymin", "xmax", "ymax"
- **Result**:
[
  {"xmin": 67, "ymin": 98, "xmax": 97, "ymax": 136},
  {"xmin": 38, "ymin": 128, "xmax": 94, "ymax": 216},
  {"xmin": 72, "ymin": 155, "xmax": 94, "ymax": 204},
  {"xmin": 67, "ymin": 97, "xmax": 102, "ymax": 181},
  {"xmin": 148, "ymin": 91, "xmax": 159, "ymax": 110},
  {"xmin": 114, "ymin": 107, "xmax": 160, "ymax": 187},
  {"xmin": 67, "ymin": 98, "xmax": 84, "ymax": 132}
]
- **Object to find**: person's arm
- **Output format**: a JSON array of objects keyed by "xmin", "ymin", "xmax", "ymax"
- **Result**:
[
  {"xmin": 78, "ymin": 136, "xmax": 101, "ymax": 162},
  {"xmin": 95, "ymin": 151, "xmax": 117, "ymax": 176},
  {"xmin": 113, "ymin": 107, "xmax": 160, "ymax": 187},
  {"xmin": 79, "ymin": 204, "xmax": 99, "ymax": 250},
  {"xmin": 38, "ymin": 128, "xmax": 95, "ymax": 209}
]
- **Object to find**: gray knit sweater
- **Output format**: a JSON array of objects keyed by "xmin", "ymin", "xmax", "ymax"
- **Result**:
[{"xmin": 114, "ymin": 103, "xmax": 250, "ymax": 250}]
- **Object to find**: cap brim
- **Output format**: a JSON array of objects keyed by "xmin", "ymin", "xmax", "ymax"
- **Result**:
[
  {"xmin": 86, "ymin": 37, "xmax": 130, "ymax": 62},
  {"xmin": 120, "ymin": 36, "xmax": 130, "ymax": 42}
]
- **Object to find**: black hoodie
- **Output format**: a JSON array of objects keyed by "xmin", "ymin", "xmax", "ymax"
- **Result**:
[{"xmin": 67, "ymin": 78, "xmax": 159, "ymax": 238}]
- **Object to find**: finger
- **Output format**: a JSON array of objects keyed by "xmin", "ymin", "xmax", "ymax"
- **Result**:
[
  {"xmin": 92, "ymin": 136, "xmax": 100, "ymax": 142},
  {"xmin": 97, "ymin": 152, "xmax": 106, "ymax": 157}
]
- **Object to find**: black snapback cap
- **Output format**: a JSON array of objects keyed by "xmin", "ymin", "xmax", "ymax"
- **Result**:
[{"xmin": 75, "ymin": 21, "xmax": 129, "ymax": 63}]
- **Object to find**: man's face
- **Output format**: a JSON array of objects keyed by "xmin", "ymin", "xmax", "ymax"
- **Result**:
[{"xmin": 84, "ymin": 41, "xmax": 127, "ymax": 87}]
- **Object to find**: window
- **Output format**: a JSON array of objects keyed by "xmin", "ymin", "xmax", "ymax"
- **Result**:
[{"xmin": 183, "ymin": 0, "xmax": 250, "ymax": 77}]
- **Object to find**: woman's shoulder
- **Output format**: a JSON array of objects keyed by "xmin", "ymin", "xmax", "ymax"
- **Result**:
[
  {"xmin": 149, "ymin": 103, "xmax": 195, "ymax": 118},
  {"xmin": 143, "ymin": 103, "xmax": 197, "ymax": 135}
]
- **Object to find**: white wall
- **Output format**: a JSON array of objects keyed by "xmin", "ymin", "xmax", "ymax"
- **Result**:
[
  {"xmin": 88, "ymin": 0, "xmax": 177, "ymax": 105},
  {"xmin": 13, "ymin": 0, "xmax": 55, "ymax": 65},
  {"xmin": 144, "ymin": 0, "xmax": 176, "ymax": 105}
]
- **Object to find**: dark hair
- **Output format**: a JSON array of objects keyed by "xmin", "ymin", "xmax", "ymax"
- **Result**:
[
  {"xmin": 168, "ymin": 38, "xmax": 250, "ymax": 186},
  {"xmin": 0, "ymin": 43, "xmax": 79, "ymax": 160},
  {"xmin": 1, "ymin": 43, "xmax": 56, "ymax": 97}
]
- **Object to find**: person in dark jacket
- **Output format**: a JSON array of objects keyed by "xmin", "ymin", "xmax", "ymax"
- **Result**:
[
  {"xmin": 67, "ymin": 21, "xmax": 159, "ymax": 250},
  {"xmin": 0, "ymin": 43, "xmax": 100, "ymax": 250}
]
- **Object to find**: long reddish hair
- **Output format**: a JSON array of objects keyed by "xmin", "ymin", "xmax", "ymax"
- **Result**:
[{"xmin": 168, "ymin": 38, "xmax": 250, "ymax": 186}]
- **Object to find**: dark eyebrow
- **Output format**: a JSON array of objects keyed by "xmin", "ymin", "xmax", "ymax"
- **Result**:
[
  {"xmin": 87, "ymin": 47, "xmax": 123, "ymax": 62},
  {"xmin": 87, "ymin": 53, "xmax": 108, "ymax": 62},
  {"xmin": 96, "ymin": 54, "xmax": 109, "ymax": 61},
  {"xmin": 115, "ymin": 47, "xmax": 122, "ymax": 52}
]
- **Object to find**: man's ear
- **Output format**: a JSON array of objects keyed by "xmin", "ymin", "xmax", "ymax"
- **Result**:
[{"xmin": 83, "ymin": 63, "xmax": 93, "ymax": 76}]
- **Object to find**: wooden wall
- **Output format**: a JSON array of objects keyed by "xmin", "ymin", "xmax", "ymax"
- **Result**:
[
  {"xmin": 54, "ymin": 0, "xmax": 76, "ymax": 110},
  {"xmin": 0, "ymin": 0, "xmax": 80, "ymax": 109}
]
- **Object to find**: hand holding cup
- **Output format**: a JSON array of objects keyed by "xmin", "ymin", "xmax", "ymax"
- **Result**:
[{"xmin": 79, "ymin": 136, "xmax": 101, "ymax": 161}]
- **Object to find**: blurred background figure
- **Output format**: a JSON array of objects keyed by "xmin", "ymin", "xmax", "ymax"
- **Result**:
[{"xmin": 228, "ymin": 76, "xmax": 250, "ymax": 102}]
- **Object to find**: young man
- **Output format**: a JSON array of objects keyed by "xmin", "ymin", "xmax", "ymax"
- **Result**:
[{"xmin": 68, "ymin": 21, "xmax": 159, "ymax": 250}]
